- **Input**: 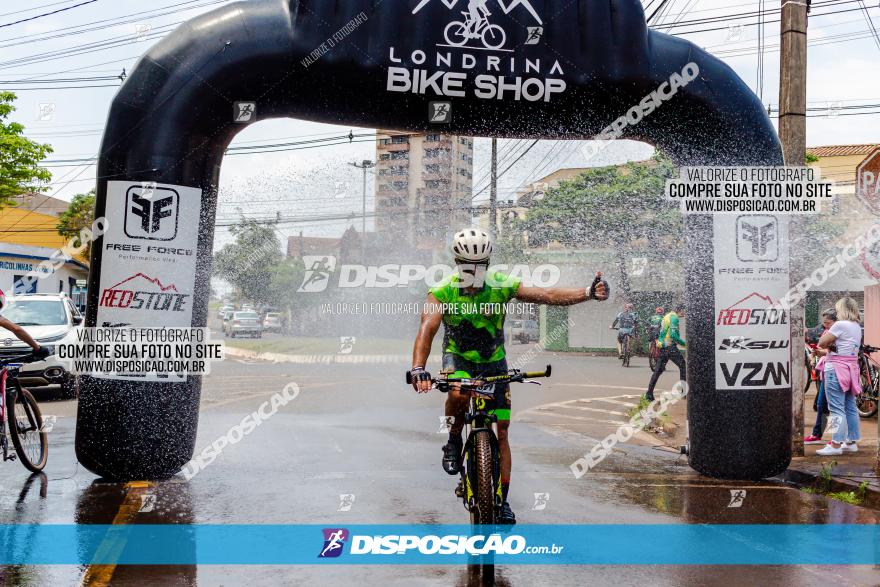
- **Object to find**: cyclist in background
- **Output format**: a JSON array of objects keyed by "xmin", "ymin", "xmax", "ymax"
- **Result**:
[
  {"xmin": 645, "ymin": 304, "xmax": 686, "ymax": 402},
  {"xmin": 648, "ymin": 307, "xmax": 664, "ymax": 340},
  {"xmin": 610, "ymin": 303, "xmax": 638, "ymax": 359},
  {"xmin": 411, "ymin": 228, "xmax": 608, "ymax": 524}
]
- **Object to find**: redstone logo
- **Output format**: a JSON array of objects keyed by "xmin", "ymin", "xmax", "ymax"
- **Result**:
[
  {"xmin": 99, "ymin": 273, "xmax": 190, "ymax": 312},
  {"xmin": 716, "ymin": 292, "xmax": 787, "ymax": 327}
]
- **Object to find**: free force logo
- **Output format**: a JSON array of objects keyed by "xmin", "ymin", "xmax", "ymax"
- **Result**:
[
  {"xmin": 124, "ymin": 185, "xmax": 179, "ymax": 241},
  {"xmin": 318, "ymin": 528, "xmax": 349, "ymax": 558},
  {"xmin": 736, "ymin": 215, "xmax": 778, "ymax": 262}
]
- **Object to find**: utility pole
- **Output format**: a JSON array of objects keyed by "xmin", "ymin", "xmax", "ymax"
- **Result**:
[
  {"xmin": 779, "ymin": 0, "xmax": 809, "ymax": 456},
  {"xmin": 350, "ymin": 159, "xmax": 375, "ymax": 237},
  {"xmin": 490, "ymin": 138, "xmax": 498, "ymax": 234}
]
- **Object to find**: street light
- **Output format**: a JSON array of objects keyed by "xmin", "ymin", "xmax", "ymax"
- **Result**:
[{"xmin": 350, "ymin": 159, "xmax": 376, "ymax": 237}]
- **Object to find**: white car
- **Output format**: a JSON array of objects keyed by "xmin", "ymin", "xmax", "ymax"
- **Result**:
[
  {"xmin": 224, "ymin": 311, "xmax": 262, "ymax": 338},
  {"xmin": 0, "ymin": 293, "xmax": 83, "ymax": 399},
  {"xmin": 262, "ymin": 312, "xmax": 282, "ymax": 333}
]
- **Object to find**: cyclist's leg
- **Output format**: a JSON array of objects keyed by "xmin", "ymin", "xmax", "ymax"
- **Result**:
[
  {"xmin": 646, "ymin": 347, "xmax": 669, "ymax": 399},
  {"xmin": 443, "ymin": 353, "xmax": 468, "ymax": 436},
  {"xmin": 669, "ymin": 345, "xmax": 686, "ymax": 382}
]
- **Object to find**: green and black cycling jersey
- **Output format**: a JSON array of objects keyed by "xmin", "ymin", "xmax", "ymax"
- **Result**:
[{"xmin": 429, "ymin": 271, "xmax": 522, "ymax": 364}]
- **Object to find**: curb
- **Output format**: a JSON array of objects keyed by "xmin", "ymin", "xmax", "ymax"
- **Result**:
[{"xmin": 775, "ymin": 466, "xmax": 880, "ymax": 510}]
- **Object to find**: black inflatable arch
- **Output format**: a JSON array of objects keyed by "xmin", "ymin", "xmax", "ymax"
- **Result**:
[{"xmin": 80, "ymin": 0, "xmax": 789, "ymax": 480}]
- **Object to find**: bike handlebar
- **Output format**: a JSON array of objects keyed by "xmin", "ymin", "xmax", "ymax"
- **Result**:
[
  {"xmin": 862, "ymin": 344, "xmax": 880, "ymax": 354},
  {"xmin": 405, "ymin": 365, "xmax": 551, "ymax": 386}
]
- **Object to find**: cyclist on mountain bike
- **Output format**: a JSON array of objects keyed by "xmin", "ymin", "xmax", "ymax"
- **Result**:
[
  {"xmin": 610, "ymin": 303, "xmax": 637, "ymax": 359},
  {"xmin": 648, "ymin": 307, "xmax": 664, "ymax": 340},
  {"xmin": 0, "ymin": 289, "xmax": 49, "ymax": 359},
  {"xmin": 411, "ymin": 228, "xmax": 608, "ymax": 524}
]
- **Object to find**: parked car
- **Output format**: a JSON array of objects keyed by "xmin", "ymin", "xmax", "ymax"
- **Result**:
[
  {"xmin": 510, "ymin": 319, "xmax": 539, "ymax": 344},
  {"xmin": 217, "ymin": 304, "xmax": 234, "ymax": 319},
  {"xmin": 225, "ymin": 311, "xmax": 262, "ymax": 338},
  {"xmin": 262, "ymin": 312, "xmax": 282, "ymax": 333},
  {"xmin": 221, "ymin": 309, "xmax": 235, "ymax": 323},
  {"xmin": 0, "ymin": 293, "xmax": 83, "ymax": 399}
]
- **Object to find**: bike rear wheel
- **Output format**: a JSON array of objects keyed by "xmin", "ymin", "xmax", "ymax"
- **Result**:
[
  {"xmin": 444, "ymin": 21, "xmax": 469, "ymax": 46},
  {"xmin": 469, "ymin": 430, "xmax": 496, "ymax": 526},
  {"xmin": 856, "ymin": 386, "xmax": 878, "ymax": 418},
  {"xmin": 8, "ymin": 388, "xmax": 48, "ymax": 472},
  {"xmin": 648, "ymin": 344, "xmax": 658, "ymax": 371}
]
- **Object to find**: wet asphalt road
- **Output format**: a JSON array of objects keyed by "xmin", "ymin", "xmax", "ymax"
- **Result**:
[{"xmin": 2, "ymin": 341, "xmax": 879, "ymax": 586}]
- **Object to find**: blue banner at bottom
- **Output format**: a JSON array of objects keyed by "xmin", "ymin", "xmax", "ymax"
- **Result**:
[{"xmin": 1, "ymin": 524, "xmax": 878, "ymax": 565}]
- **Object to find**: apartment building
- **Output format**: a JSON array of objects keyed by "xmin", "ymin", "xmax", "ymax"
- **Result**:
[{"xmin": 374, "ymin": 131, "xmax": 474, "ymax": 250}]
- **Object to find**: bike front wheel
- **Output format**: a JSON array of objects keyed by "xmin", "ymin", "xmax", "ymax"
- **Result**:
[
  {"xmin": 481, "ymin": 24, "xmax": 506, "ymax": 49},
  {"xmin": 8, "ymin": 388, "xmax": 48, "ymax": 472},
  {"xmin": 469, "ymin": 430, "xmax": 496, "ymax": 526}
]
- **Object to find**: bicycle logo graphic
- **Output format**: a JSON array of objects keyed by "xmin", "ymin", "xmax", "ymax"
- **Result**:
[{"xmin": 412, "ymin": 0, "xmax": 543, "ymax": 51}]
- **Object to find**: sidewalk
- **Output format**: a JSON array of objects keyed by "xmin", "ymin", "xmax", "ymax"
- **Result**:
[{"xmin": 661, "ymin": 392, "xmax": 880, "ymax": 509}]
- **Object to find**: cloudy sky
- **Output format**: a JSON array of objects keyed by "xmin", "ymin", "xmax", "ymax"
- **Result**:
[{"xmin": 4, "ymin": 0, "xmax": 879, "ymax": 244}]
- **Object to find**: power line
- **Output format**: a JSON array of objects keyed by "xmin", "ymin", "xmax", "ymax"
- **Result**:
[{"xmin": 0, "ymin": 0, "xmax": 98, "ymax": 30}]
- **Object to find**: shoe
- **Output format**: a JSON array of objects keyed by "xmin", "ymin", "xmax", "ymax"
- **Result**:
[
  {"xmin": 498, "ymin": 501, "xmax": 516, "ymax": 525},
  {"xmin": 442, "ymin": 437, "xmax": 463, "ymax": 475},
  {"xmin": 644, "ymin": 393, "xmax": 655, "ymax": 402},
  {"xmin": 842, "ymin": 442, "xmax": 859, "ymax": 453},
  {"xmin": 803, "ymin": 435, "xmax": 825, "ymax": 445},
  {"xmin": 816, "ymin": 443, "xmax": 843, "ymax": 456}
]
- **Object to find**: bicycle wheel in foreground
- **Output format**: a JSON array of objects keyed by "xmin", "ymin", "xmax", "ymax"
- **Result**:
[
  {"xmin": 470, "ymin": 430, "xmax": 496, "ymax": 526},
  {"xmin": 8, "ymin": 388, "xmax": 48, "ymax": 472}
]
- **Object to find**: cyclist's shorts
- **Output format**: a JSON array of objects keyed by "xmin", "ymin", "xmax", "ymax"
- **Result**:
[
  {"xmin": 617, "ymin": 328, "xmax": 634, "ymax": 342},
  {"xmin": 442, "ymin": 353, "xmax": 511, "ymax": 421}
]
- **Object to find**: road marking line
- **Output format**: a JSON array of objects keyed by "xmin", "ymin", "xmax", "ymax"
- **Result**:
[
  {"xmin": 80, "ymin": 481, "xmax": 156, "ymax": 587},
  {"xmin": 536, "ymin": 402, "xmax": 628, "ymax": 417},
  {"xmin": 517, "ymin": 410, "xmax": 621, "ymax": 425}
]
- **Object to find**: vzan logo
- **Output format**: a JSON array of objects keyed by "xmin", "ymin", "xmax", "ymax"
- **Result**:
[
  {"xmin": 124, "ymin": 185, "xmax": 179, "ymax": 241},
  {"xmin": 387, "ymin": 0, "xmax": 565, "ymax": 102}
]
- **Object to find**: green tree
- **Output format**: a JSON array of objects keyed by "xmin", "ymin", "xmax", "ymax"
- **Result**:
[
  {"xmin": 523, "ymin": 154, "xmax": 679, "ymax": 300},
  {"xmin": 57, "ymin": 190, "xmax": 96, "ymax": 257},
  {"xmin": 213, "ymin": 220, "xmax": 283, "ymax": 307},
  {"xmin": 0, "ymin": 92, "xmax": 53, "ymax": 207}
]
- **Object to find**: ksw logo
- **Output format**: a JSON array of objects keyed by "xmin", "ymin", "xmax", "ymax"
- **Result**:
[
  {"xmin": 412, "ymin": 0, "xmax": 543, "ymax": 50},
  {"xmin": 720, "ymin": 361, "xmax": 790, "ymax": 387},
  {"xmin": 719, "ymin": 337, "xmax": 790, "ymax": 353},
  {"xmin": 736, "ymin": 215, "xmax": 778, "ymax": 262},
  {"xmin": 99, "ymin": 273, "xmax": 190, "ymax": 313},
  {"xmin": 318, "ymin": 528, "xmax": 349, "ymax": 558},
  {"xmin": 124, "ymin": 185, "xmax": 179, "ymax": 241}
]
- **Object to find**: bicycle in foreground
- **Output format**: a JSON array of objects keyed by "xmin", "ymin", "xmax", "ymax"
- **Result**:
[
  {"xmin": 857, "ymin": 344, "xmax": 880, "ymax": 418},
  {"xmin": 1, "ymin": 352, "xmax": 48, "ymax": 472},
  {"xmin": 406, "ymin": 365, "xmax": 551, "ymax": 526}
]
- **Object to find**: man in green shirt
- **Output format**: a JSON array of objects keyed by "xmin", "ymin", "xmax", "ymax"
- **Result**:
[
  {"xmin": 411, "ymin": 228, "xmax": 608, "ymax": 524},
  {"xmin": 645, "ymin": 304, "xmax": 686, "ymax": 402}
]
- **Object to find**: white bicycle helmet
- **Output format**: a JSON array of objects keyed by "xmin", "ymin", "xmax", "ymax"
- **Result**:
[{"xmin": 452, "ymin": 228, "xmax": 492, "ymax": 262}]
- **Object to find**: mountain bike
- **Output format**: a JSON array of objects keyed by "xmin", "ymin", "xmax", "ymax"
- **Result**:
[
  {"xmin": 1, "ymin": 353, "xmax": 48, "ymax": 472},
  {"xmin": 612, "ymin": 328, "xmax": 633, "ymax": 367},
  {"xmin": 857, "ymin": 344, "xmax": 880, "ymax": 418},
  {"xmin": 444, "ymin": 8, "xmax": 506, "ymax": 49},
  {"xmin": 406, "ymin": 365, "xmax": 551, "ymax": 526}
]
